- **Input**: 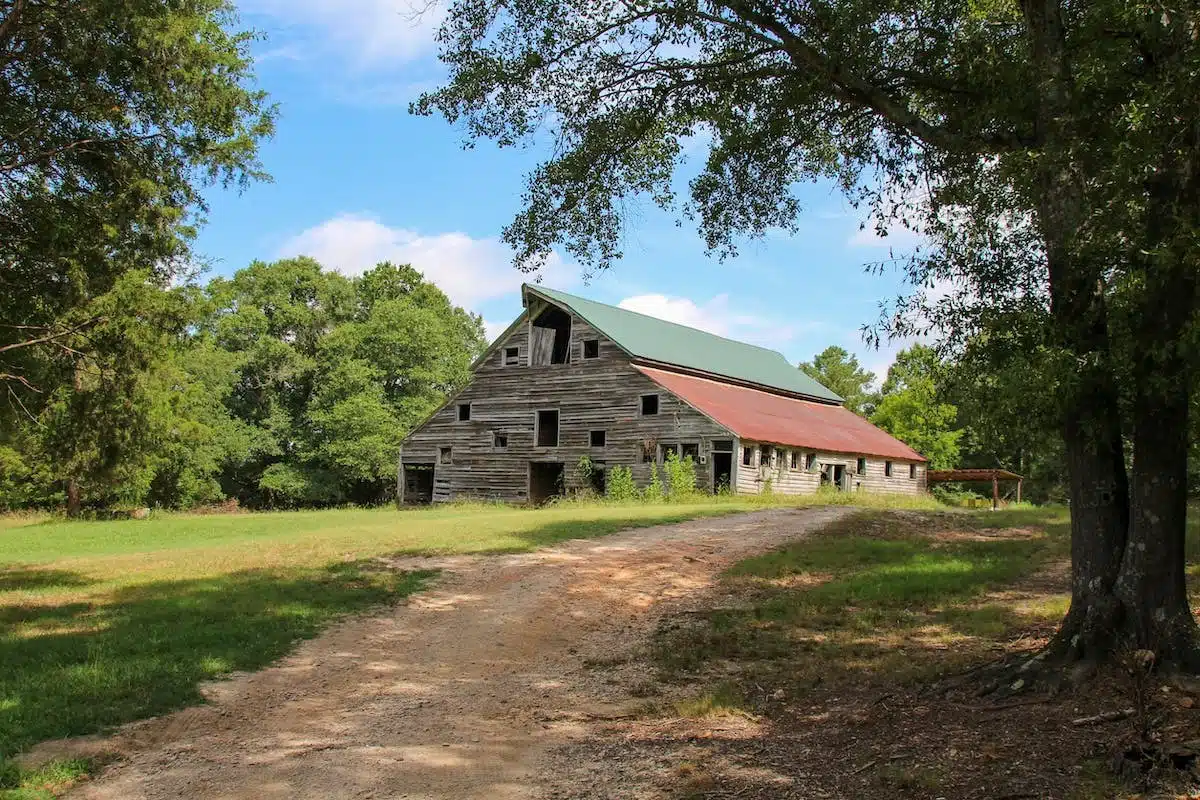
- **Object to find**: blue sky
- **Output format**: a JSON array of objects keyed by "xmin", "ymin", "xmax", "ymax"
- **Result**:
[{"xmin": 195, "ymin": 0, "xmax": 925, "ymax": 381}]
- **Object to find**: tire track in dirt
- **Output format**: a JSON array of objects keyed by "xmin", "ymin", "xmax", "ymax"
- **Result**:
[{"xmin": 61, "ymin": 507, "xmax": 851, "ymax": 800}]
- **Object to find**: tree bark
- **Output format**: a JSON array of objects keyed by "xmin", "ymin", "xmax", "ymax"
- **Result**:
[
  {"xmin": 66, "ymin": 477, "xmax": 80, "ymax": 518},
  {"xmin": 1112, "ymin": 153, "xmax": 1200, "ymax": 666}
]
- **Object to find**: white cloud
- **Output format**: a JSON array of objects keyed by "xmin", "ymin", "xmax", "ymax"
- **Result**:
[
  {"xmin": 483, "ymin": 319, "xmax": 510, "ymax": 343},
  {"xmin": 617, "ymin": 293, "xmax": 812, "ymax": 351},
  {"xmin": 847, "ymin": 221, "xmax": 928, "ymax": 250},
  {"xmin": 277, "ymin": 213, "xmax": 576, "ymax": 309},
  {"xmin": 244, "ymin": 0, "xmax": 444, "ymax": 68}
]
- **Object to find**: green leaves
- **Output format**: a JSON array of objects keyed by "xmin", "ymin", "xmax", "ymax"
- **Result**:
[
  {"xmin": 799, "ymin": 346, "xmax": 879, "ymax": 417},
  {"xmin": 0, "ymin": 0, "xmax": 275, "ymax": 390},
  {"xmin": 870, "ymin": 345, "xmax": 961, "ymax": 470}
]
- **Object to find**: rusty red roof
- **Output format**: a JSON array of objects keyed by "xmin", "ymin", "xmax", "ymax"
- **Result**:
[{"xmin": 636, "ymin": 366, "xmax": 927, "ymax": 462}]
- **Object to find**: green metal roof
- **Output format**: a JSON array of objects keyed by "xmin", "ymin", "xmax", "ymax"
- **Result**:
[{"xmin": 525, "ymin": 284, "xmax": 843, "ymax": 403}]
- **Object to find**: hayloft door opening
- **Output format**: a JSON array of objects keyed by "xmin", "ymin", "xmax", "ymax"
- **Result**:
[
  {"xmin": 529, "ymin": 461, "xmax": 565, "ymax": 505},
  {"xmin": 712, "ymin": 452, "xmax": 732, "ymax": 493},
  {"xmin": 530, "ymin": 305, "xmax": 572, "ymax": 365}
]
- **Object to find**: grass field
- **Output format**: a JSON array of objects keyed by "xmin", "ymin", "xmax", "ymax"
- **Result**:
[{"xmin": 0, "ymin": 492, "xmax": 945, "ymax": 783}]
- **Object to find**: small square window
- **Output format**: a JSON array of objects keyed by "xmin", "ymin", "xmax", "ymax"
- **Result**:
[
  {"xmin": 457, "ymin": 403, "xmax": 471, "ymax": 421},
  {"xmin": 909, "ymin": 463, "xmax": 917, "ymax": 479},
  {"xmin": 857, "ymin": 457, "xmax": 866, "ymax": 475},
  {"xmin": 659, "ymin": 443, "xmax": 680, "ymax": 462},
  {"xmin": 583, "ymin": 339, "xmax": 599, "ymax": 359},
  {"xmin": 439, "ymin": 446, "xmax": 452, "ymax": 464},
  {"xmin": 742, "ymin": 446, "xmax": 755, "ymax": 466},
  {"xmin": 640, "ymin": 394, "xmax": 659, "ymax": 415},
  {"xmin": 642, "ymin": 446, "xmax": 656, "ymax": 464},
  {"xmin": 885, "ymin": 461, "xmax": 894, "ymax": 477},
  {"xmin": 682, "ymin": 443, "xmax": 699, "ymax": 461},
  {"xmin": 789, "ymin": 451, "xmax": 799, "ymax": 470},
  {"xmin": 805, "ymin": 453, "xmax": 816, "ymax": 470},
  {"xmin": 504, "ymin": 346, "xmax": 519, "ymax": 366},
  {"xmin": 590, "ymin": 430, "xmax": 606, "ymax": 447},
  {"xmin": 493, "ymin": 431, "xmax": 508, "ymax": 449}
]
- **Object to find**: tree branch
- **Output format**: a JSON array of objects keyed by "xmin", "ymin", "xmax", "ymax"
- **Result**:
[{"xmin": 704, "ymin": 1, "xmax": 1035, "ymax": 153}]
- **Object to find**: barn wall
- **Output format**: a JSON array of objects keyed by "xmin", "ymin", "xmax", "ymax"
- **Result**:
[
  {"xmin": 735, "ymin": 441, "xmax": 927, "ymax": 496},
  {"xmin": 400, "ymin": 307, "xmax": 734, "ymax": 502}
]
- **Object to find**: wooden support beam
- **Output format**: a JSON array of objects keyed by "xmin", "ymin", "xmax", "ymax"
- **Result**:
[{"xmin": 992, "ymin": 475, "xmax": 999, "ymax": 511}]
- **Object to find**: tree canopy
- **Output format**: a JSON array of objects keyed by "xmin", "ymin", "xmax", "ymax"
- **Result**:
[
  {"xmin": 870, "ymin": 345, "xmax": 960, "ymax": 470},
  {"xmin": 798, "ymin": 346, "xmax": 878, "ymax": 416},
  {"xmin": 0, "ymin": 0, "xmax": 275, "ymax": 391}
]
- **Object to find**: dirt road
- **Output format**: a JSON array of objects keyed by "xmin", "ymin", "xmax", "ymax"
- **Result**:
[{"xmin": 67, "ymin": 507, "xmax": 850, "ymax": 800}]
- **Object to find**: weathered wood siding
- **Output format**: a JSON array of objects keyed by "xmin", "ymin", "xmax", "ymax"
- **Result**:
[
  {"xmin": 400, "ymin": 308, "xmax": 734, "ymax": 502},
  {"xmin": 735, "ymin": 441, "xmax": 927, "ymax": 496}
]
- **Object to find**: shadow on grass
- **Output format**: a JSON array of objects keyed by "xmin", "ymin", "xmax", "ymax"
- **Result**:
[
  {"xmin": 0, "ymin": 563, "xmax": 433, "ymax": 759},
  {"xmin": 652, "ymin": 510, "xmax": 1065, "ymax": 681},
  {"xmin": 0, "ymin": 568, "xmax": 92, "ymax": 594}
]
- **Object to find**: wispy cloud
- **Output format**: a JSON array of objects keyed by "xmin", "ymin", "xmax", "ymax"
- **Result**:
[{"xmin": 243, "ymin": 0, "xmax": 444, "ymax": 70}]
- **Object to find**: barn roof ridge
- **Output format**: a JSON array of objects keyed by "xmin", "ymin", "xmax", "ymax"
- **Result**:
[{"xmin": 523, "ymin": 284, "xmax": 843, "ymax": 404}]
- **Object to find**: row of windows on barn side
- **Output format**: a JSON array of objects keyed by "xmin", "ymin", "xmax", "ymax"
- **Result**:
[
  {"xmin": 742, "ymin": 444, "xmax": 919, "ymax": 480},
  {"xmin": 438, "ymin": 394, "xmax": 684, "ymax": 465}
]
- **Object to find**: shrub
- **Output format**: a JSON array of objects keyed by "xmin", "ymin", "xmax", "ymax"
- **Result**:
[
  {"xmin": 605, "ymin": 465, "xmax": 638, "ymax": 502},
  {"xmin": 572, "ymin": 455, "xmax": 599, "ymax": 499},
  {"xmin": 645, "ymin": 466, "xmax": 665, "ymax": 502},
  {"xmin": 663, "ymin": 451, "xmax": 697, "ymax": 500}
]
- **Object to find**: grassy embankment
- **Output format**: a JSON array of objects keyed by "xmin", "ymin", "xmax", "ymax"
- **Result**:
[{"xmin": 645, "ymin": 507, "xmax": 1200, "ymax": 799}]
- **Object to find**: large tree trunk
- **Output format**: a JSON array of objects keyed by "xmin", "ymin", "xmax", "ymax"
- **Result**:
[
  {"xmin": 1112, "ymin": 157, "xmax": 1200, "ymax": 667},
  {"xmin": 1021, "ymin": 0, "xmax": 1131, "ymax": 666}
]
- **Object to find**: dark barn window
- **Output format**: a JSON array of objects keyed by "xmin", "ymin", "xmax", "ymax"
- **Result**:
[
  {"xmin": 536, "ymin": 409, "xmax": 560, "ymax": 447},
  {"xmin": 583, "ymin": 339, "xmax": 599, "ymax": 359},
  {"xmin": 457, "ymin": 403, "xmax": 471, "ymax": 421},
  {"xmin": 640, "ymin": 394, "xmax": 659, "ymax": 415},
  {"xmin": 590, "ymin": 430, "xmax": 606, "ymax": 447}
]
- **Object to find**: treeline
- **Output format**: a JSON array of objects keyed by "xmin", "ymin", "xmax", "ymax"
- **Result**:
[{"xmin": 0, "ymin": 260, "xmax": 484, "ymax": 513}]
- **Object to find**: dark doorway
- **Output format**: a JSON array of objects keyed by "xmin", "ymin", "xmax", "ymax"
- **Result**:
[
  {"xmin": 529, "ymin": 461, "xmax": 565, "ymax": 504},
  {"xmin": 402, "ymin": 464, "xmax": 434, "ymax": 504},
  {"xmin": 827, "ymin": 464, "xmax": 846, "ymax": 490},
  {"xmin": 712, "ymin": 452, "xmax": 732, "ymax": 493},
  {"xmin": 588, "ymin": 462, "xmax": 606, "ymax": 495}
]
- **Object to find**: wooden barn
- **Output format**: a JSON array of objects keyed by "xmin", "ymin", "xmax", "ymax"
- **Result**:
[{"xmin": 398, "ymin": 284, "xmax": 927, "ymax": 504}]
